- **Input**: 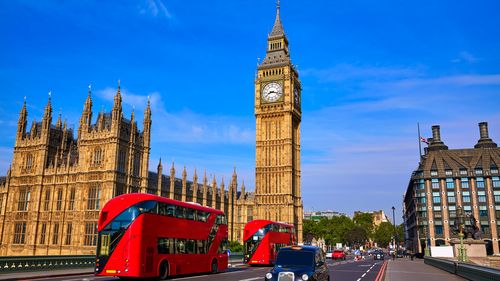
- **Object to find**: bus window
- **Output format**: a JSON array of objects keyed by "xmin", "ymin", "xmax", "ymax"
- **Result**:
[
  {"xmin": 176, "ymin": 239, "xmax": 186, "ymax": 254},
  {"xmin": 158, "ymin": 238, "xmax": 174, "ymax": 254},
  {"xmin": 216, "ymin": 215, "xmax": 227, "ymax": 225},
  {"xmin": 186, "ymin": 239, "xmax": 196, "ymax": 254},
  {"xmin": 197, "ymin": 240, "xmax": 207, "ymax": 254},
  {"xmin": 186, "ymin": 208, "xmax": 196, "ymax": 220},
  {"xmin": 197, "ymin": 210, "xmax": 208, "ymax": 222},
  {"xmin": 176, "ymin": 207, "xmax": 186, "ymax": 219}
]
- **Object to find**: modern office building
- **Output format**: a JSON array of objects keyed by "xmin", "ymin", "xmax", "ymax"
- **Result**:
[{"xmin": 403, "ymin": 122, "xmax": 500, "ymax": 255}]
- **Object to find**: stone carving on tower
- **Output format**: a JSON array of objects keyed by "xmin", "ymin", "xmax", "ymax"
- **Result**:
[{"xmin": 254, "ymin": 0, "xmax": 303, "ymax": 242}]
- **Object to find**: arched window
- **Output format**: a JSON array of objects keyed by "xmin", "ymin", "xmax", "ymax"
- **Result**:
[
  {"xmin": 25, "ymin": 154, "xmax": 33, "ymax": 170},
  {"xmin": 93, "ymin": 147, "xmax": 103, "ymax": 166}
]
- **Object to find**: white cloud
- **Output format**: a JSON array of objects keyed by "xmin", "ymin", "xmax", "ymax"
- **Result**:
[{"xmin": 144, "ymin": 0, "xmax": 173, "ymax": 18}]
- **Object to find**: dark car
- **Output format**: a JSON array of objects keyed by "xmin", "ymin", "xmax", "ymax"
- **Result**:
[
  {"xmin": 265, "ymin": 246, "xmax": 330, "ymax": 281},
  {"xmin": 373, "ymin": 250, "xmax": 384, "ymax": 260}
]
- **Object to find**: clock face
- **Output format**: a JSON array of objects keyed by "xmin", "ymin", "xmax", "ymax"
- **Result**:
[
  {"xmin": 294, "ymin": 87, "xmax": 300, "ymax": 106},
  {"xmin": 262, "ymin": 82, "xmax": 283, "ymax": 102}
]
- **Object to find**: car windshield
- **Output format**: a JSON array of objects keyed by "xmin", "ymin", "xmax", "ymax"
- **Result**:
[{"xmin": 275, "ymin": 250, "xmax": 314, "ymax": 267}]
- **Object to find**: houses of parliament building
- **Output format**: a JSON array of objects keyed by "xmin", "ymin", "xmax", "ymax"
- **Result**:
[{"xmin": 0, "ymin": 2, "xmax": 303, "ymax": 256}]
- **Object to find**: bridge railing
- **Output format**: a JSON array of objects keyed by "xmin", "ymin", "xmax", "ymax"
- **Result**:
[
  {"xmin": 0, "ymin": 255, "xmax": 95, "ymax": 274},
  {"xmin": 424, "ymin": 256, "xmax": 500, "ymax": 281},
  {"xmin": 0, "ymin": 253, "xmax": 244, "ymax": 274}
]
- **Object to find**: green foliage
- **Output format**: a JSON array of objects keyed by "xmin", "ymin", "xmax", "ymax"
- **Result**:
[
  {"xmin": 228, "ymin": 240, "xmax": 243, "ymax": 252},
  {"xmin": 353, "ymin": 212, "xmax": 375, "ymax": 238},
  {"xmin": 373, "ymin": 222, "xmax": 393, "ymax": 248}
]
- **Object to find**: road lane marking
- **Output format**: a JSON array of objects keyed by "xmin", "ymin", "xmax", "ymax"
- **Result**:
[
  {"xmin": 239, "ymin": 278, "xmax": 262, "ymax": 281},
  {"xmin": 362, "ymin": 273, "xmax": 366, "ymax": 277}
]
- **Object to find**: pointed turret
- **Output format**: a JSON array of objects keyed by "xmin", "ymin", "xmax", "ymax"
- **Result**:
[
  {"xmin": 42, "ymin": 92, "xmax": 52, "ymax": 132},
  {"xmin": 269, "ymin": 0, "xmax": 285, "ymax": 38},
  {"xmin": 17, "ymin": 98, "xmax": 28, "ymax": 138},
  {"xmin": 260, "ymin": 0, "xmax": 290, "ymax": 68},
  {"xmin": 30, "ymin": 118, "xmax": 37, "ymax": 138},
  {"xmin": 240, "ymin": 180, "xmax": 246, "ymax": 200},
  {"xmin": 56, "ymin": 111, "xmax": 62, "ymax": 129},
  {"xmin": 112, "ymin": 80, "xmax": 122, "ymax": 122},
  {"xmin": 79, "ymin": 85, "xmax": 93, "ymax": 136}
]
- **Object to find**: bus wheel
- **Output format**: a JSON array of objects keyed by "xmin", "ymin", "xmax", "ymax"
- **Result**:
[
  {"xmin": 159, "ymin": 260, "xmax": 169, "ymax": 280},
  {"xmin": 211, "ymin": 259, "xmax": 218, "ymax": 274}
]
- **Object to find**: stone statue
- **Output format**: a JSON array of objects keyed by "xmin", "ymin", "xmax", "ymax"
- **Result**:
[{"xmin": 452, "ymin": 212, "xmax": 483, "ymax": 240}]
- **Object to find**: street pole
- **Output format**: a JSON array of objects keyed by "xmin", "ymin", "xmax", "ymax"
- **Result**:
[{"xmin": 392, "ymin": 206, "xmax": 396, "ymax": 258}]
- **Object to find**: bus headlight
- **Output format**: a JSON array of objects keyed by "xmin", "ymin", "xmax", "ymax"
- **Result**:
[
  {"xmin": 265, "ymin": 272, "xmax": 273, "ymax": 279},
  {"xmin": 301, "ymin": 273, "xmax": 309, "ymax": 280}
]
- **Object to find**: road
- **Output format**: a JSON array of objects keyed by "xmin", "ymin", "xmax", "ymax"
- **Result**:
[{"xmin": 17, "ymin": 256, "xmax": 385, "ymax": 281}]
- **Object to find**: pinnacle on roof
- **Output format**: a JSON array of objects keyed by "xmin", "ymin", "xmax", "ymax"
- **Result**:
[{"xmin": 269, "ymin": 0, "xmax": 285, "ymax": 38}]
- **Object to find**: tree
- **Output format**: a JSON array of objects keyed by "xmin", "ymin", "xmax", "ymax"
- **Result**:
[
  {"xmin": 228, "ymin": 240, "xmax": 243, "ymax": 252},
  {"xmin": 373, "ymin": 222, "xmax": 394, "ymax": 248},
  {"xmin": 353, "ymin": 212, "xmax": 375, "ymax": 239},
  {"xmin": 344, "ymin": 225, "xmax": 367, "ymax": 247}
]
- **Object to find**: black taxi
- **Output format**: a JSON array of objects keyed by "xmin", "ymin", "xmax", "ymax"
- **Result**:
[{"xmin": 265, "ymin": 246, "xmax": 330, "ymax": 281}]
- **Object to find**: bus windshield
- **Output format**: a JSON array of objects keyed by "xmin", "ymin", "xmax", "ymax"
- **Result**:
[
  {"xmin": 97, "ymin": 200, "xmax": 157, "ymax": 258},
  {"xmin": 244, "ymin": 224, "xmax": 270, "ymax": 260}
]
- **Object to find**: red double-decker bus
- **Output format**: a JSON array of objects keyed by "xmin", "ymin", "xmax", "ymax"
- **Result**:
[
  {"xmin": 243, "ymin": 220, "xmax": 295, "ymax": 265},
  {"xmin": 95, "ymin": 193, "xmax": 228, "ymax": 279}
]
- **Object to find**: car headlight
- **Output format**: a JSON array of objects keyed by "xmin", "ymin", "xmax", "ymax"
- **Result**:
[
  {"xmin": 301, "ymin": 273, "xmax": 309, "ymax": 281},
  {"xmin": 266, "ymin": 272, "xmax": 273, "ymax": 279}
]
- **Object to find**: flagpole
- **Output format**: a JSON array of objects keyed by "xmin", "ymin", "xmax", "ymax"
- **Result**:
[{"xmin": 418, "ymin": 122, "xmax": 422, "ymax": 157}]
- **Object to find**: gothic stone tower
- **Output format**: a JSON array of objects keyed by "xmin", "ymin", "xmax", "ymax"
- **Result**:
[
  {"xmin": 0, "ymin": 84, "xmax": 151, "ymax": 256},
  {"xmin": 254, "ymin": 1, "xmax": 303, "ymax": 242}
]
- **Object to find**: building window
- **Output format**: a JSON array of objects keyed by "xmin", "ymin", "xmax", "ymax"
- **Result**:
[
  {"xmin": 448, "ymin": 205, "xmax": 456, "ymax": 218},
  {"xmin": 460, "ymin": 169, "xmax": 467, "ymax": 176},
  {"xmin": 415, "ymin": 179, "xmax": 425, "ymax": 190},
  {"xmin": 430, "ymin": 170, "xmax": 438, "ymax": 177},
  {"xmin": 68, "ymin": 188, "xmax": 75, "ymax": 210},
  {"xmin": 13, "ymin": 222, "xmax": 27, "ymax": 244},
  {"xmin": 476, "ymin": 177, "xmax": 485, "ymax": 189},
  {"xmin": 445, "ymin": 169, "xmax": 453, "ymax": 176},
  {"xmin": 43, "ymin": 189, "xmax": 50, "ymax": 211},
  {"xmin": 118, "ymin": 149, "xmax": 127, "ymax": 173},
  {"xmin": 25, "ymin": 154, "xmax": 34, "ymax": 170},
  {"xmin": 56, "ymin": 189, "xmax": 63, "ymax": 210},
  {"xmin": 84, "ymin": 222, "xmax": 98, "ymax": 246},
  {"xmin": 133, "ymin": 153, "xmax": 141, "ymax": 176},
  {"xmin": 475, "ymin": 168, "xmax": 483, "ymax": 176},
  {"xmin": 462, "ymin": 191, "xmax": 471, "ymax": 203},
  {"xmin": 93, "ymin": 147, "xmax": 103, "ymax": 166},
  {"xmin": 65, "ymin": 223, "xmax": 72, "ymax": 245},
  {"xmin": 478, "ymin": 191, "xmax": 487, "ymax": 203},
  {"xmin": 447, "ymin": 191, "xmax": 456, "ymax": 203},
  {"xmin": 39, "ymin": 223, "xmax": 47, "ymax": 244},
  {"xmin": 17, "ymin": 189, "xmax": 30, "ymax": 211},
  {"xmin": 87, "ymin": 185, "xmax": 100, "ymax": 210},
  {"xmin": 479, "ymin": 206, "xmax": 488, "ymax": 217},
  {"xmin": 461, "ymin": 178, "xmax": 469, "ymax": 189},
  {"xmin": 494, "ymin": 190, "xmax": 500, "ymax": 202},
  {"xmin": 492, "ymin": 177, "xmax": 500, "ymax": 188},
  {"xmin": 432, "ymin": 192, "xmax": 441, "ymax": 203},
  {"xmin": 52, "ymin": 223, "xmax": 59, "ymax": 244},
  {"xmin": 446, "ymin": 178, "xmax": 455, "ymax": 189},
  {"xmin": 491, "ymin": 167, "xmax": 499, "ymax": 174},
  {"xmin": 435, "ymin": 225, "xmax": 443, "ymax": 235},
  {"xmin": 247, "ymin": 207, "xmax": 253, "ymax": 222},
  {"xmin": 431, "ymin": 178, "xmax": 440, "ymax": 189}
]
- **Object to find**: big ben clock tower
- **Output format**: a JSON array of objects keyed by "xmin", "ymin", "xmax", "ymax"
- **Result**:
[{"xmin": 254, "ymin": 0, "xmax": 303, "ymax": 242}]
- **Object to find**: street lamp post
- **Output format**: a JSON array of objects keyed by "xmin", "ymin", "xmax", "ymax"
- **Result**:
[
  {"xmin": 392, "ymin": 206, "xmax": 396, "ymax": 257},
  {"xmin": 456, "ymin": 206, "xmax": 468, "ymax": 262}
]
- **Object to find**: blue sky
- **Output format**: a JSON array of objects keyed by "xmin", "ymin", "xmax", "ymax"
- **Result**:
[{"xmin": 1, "ymin": 0, "xmax": 500, "ymax": 222}]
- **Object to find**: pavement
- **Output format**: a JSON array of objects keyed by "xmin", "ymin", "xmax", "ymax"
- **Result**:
[{"xmin": 384, "ymin": 257, "xmax": 466, "ymax": 281}]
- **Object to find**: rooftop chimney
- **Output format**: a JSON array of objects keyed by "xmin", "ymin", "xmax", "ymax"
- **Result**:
[
  {"xmin": 428, "ymin": 125, "xmax": 448, "ymax": 151},
  {"xmin": 474, "ymin": 122, "xmax": 497, "ymax": 148}
]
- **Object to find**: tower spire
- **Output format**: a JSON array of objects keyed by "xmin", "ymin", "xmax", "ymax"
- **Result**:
[{"xmin": 270, "ymin": 0, "xmax": 285, "ymax": 38}]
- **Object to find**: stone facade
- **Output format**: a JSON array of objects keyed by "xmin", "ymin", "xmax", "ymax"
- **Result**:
[
  {"xmin": 0, "ymin": 2, "xmax": 304, "ymax": 256},
  {"xmin": 403, "ymin": 122, "xmax": 500, "ymax": 255}
]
